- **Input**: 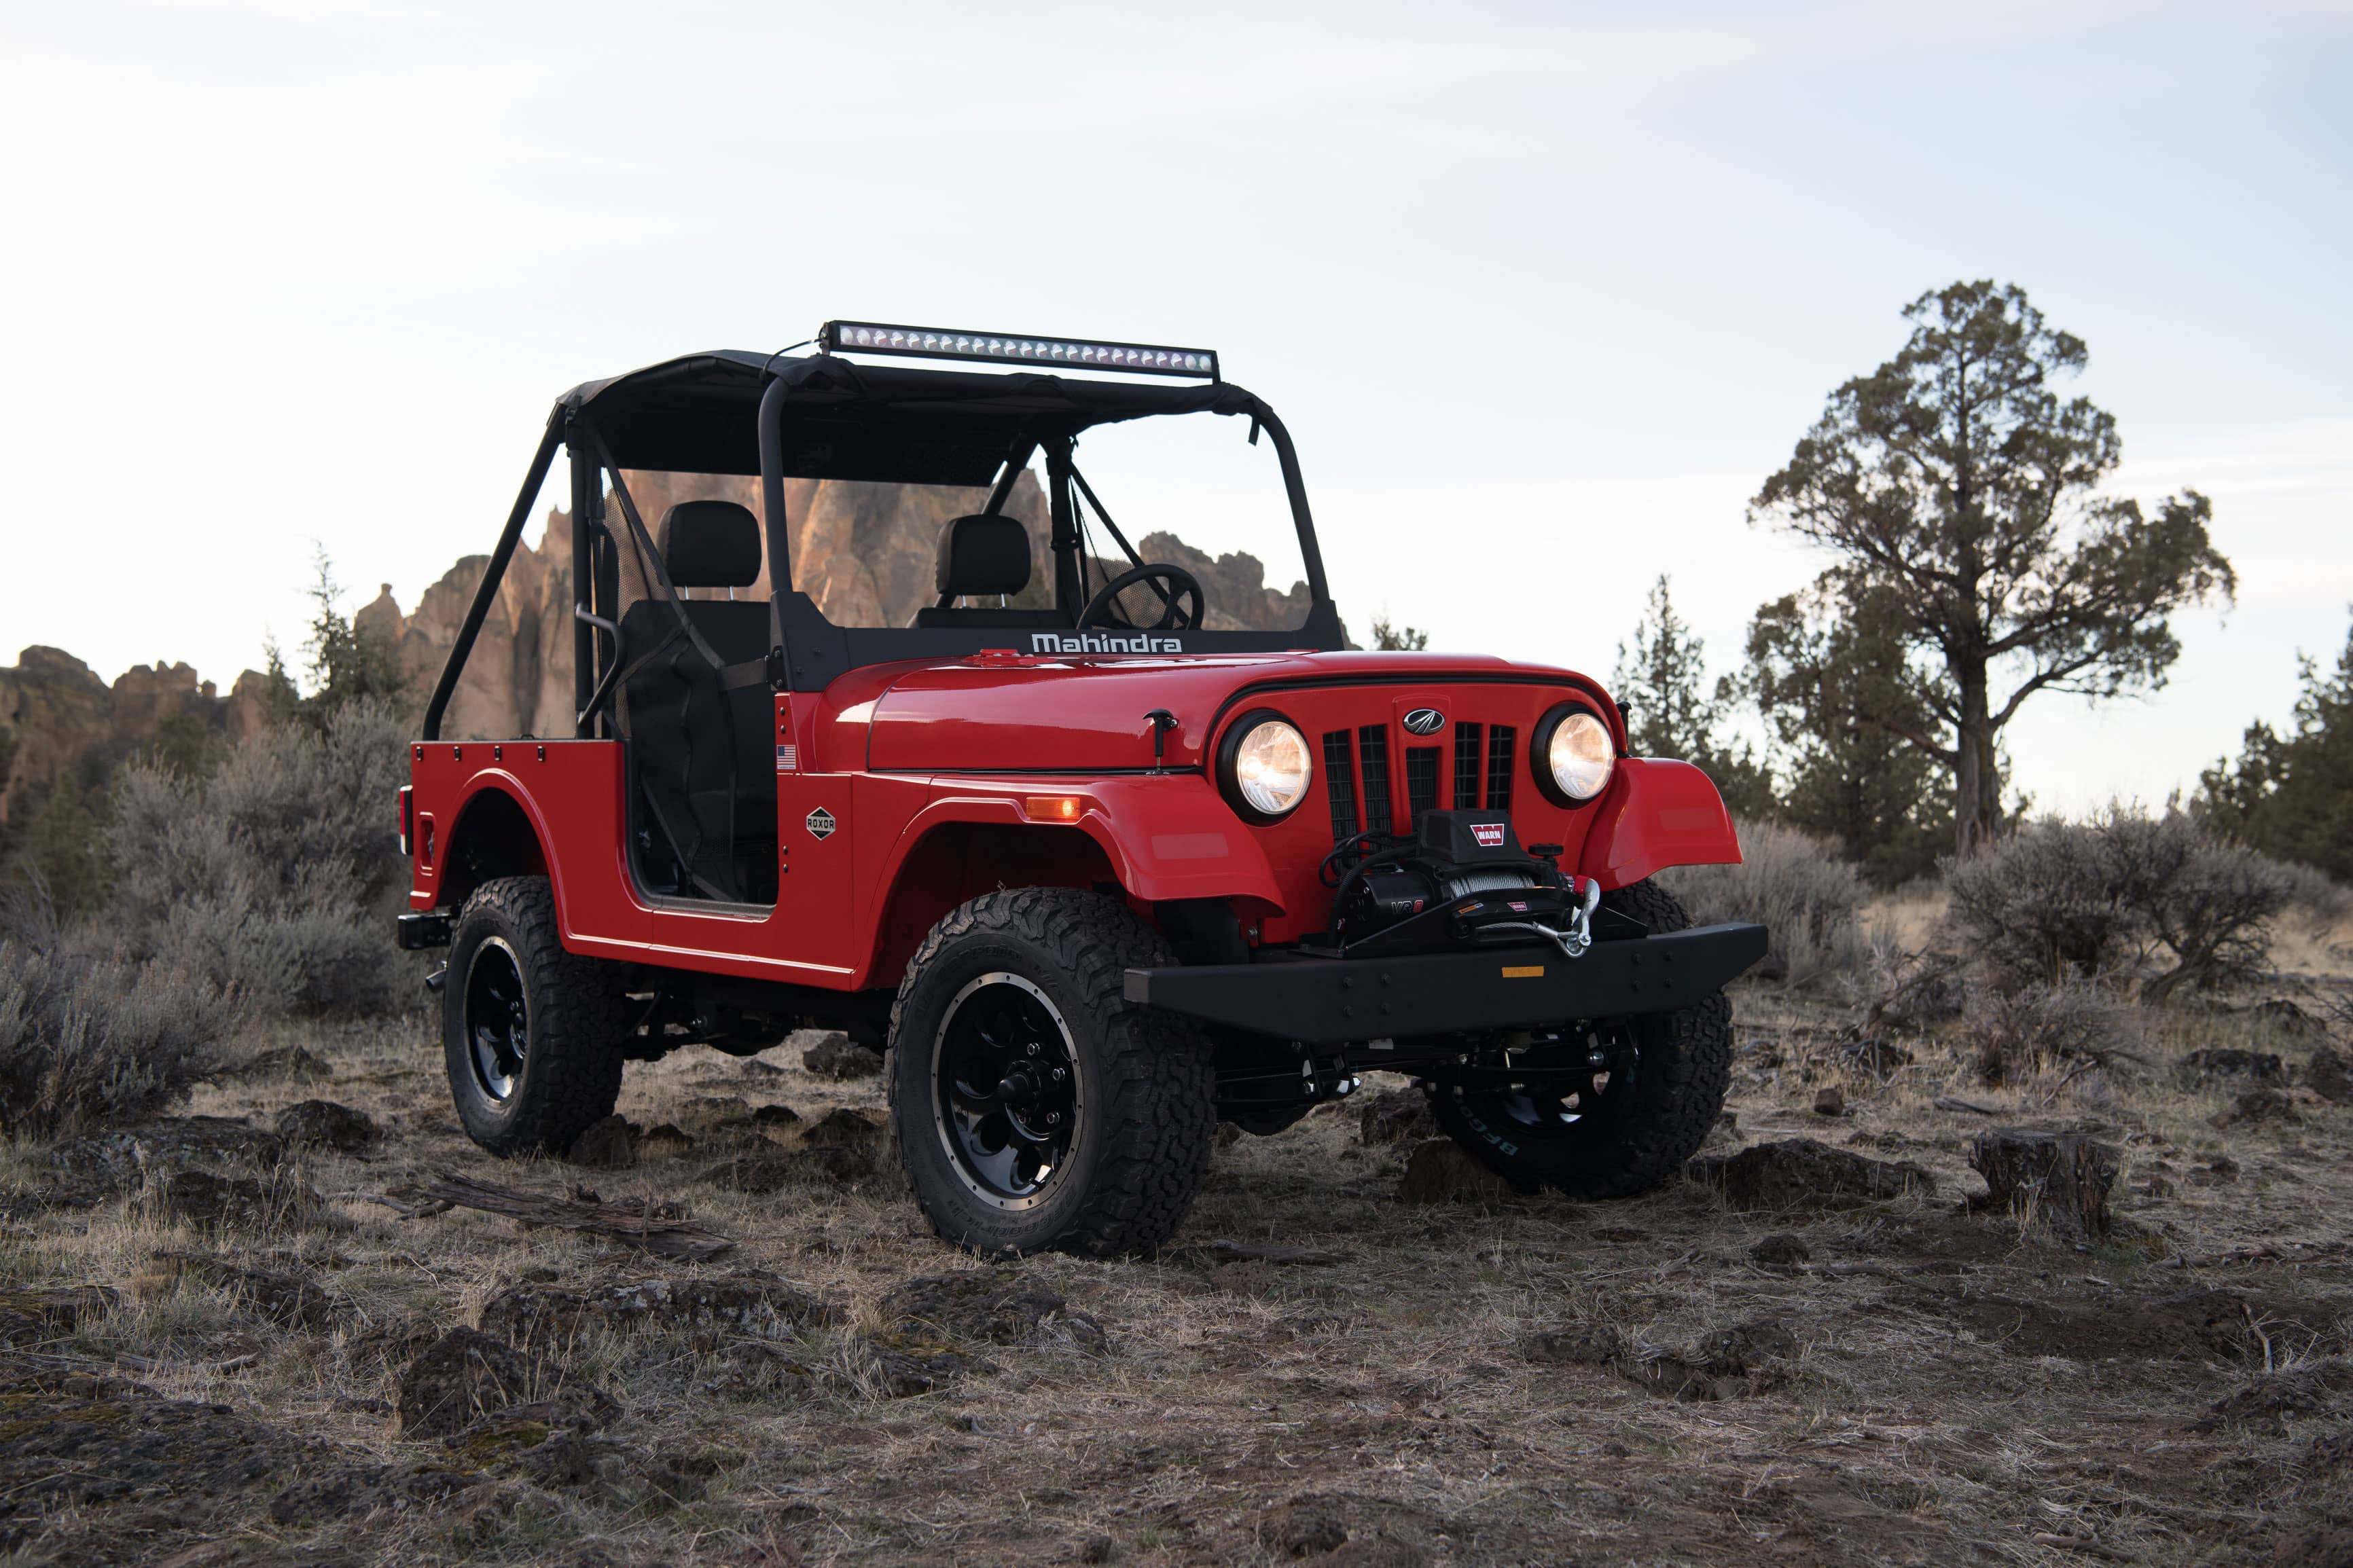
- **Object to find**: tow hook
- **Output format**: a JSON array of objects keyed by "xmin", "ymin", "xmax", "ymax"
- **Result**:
[
  {"xmin": 1529, "ymin": 878, "xmax": 1602, "ymax": 962},
  {"xmin": 424, "ymin": 963, "xmax": 448, "ymax": 995}
]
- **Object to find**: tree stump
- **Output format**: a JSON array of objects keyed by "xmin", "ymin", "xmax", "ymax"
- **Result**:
[{"xmin": 1969, "ymin": 1128, "xmax": 2119, "ymax": 1241}]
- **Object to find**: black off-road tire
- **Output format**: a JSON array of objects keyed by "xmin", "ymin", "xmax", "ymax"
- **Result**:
[
  {"xmin": 1429, "ymin": 879, "xmax": 1731, "ymax": 1199},
  {"xmin": 442, "ymin": 876, "xmax": 626, "ymax": 1156},
  {"xmin": 888, "ymin": 888, "xmax": 1216, "ymax": 1258}
]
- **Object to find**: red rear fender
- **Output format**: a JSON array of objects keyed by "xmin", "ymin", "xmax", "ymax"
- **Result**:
[{"xmin": 1577, "ymin": 759, "xmax": 1742, "ymax": 888}]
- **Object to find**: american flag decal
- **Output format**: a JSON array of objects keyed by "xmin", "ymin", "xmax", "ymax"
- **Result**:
[{"xmin": 775, "ymin": 744, "xmax": 797, "ymax": 771}]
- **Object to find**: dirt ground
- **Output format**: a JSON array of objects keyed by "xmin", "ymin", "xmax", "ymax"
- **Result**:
[{"xmin": 4, "ymin": 952, "xmax": 2351, "ymax": 1567}]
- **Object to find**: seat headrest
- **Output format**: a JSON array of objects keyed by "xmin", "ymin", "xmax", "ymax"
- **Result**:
[
  {"xmin": 658, "ymin": 500, "xmax": 761, "ymax": 589},
  {"xmin": 935, "ymin": 513, "xmax": 1031, "ymax": 598}
]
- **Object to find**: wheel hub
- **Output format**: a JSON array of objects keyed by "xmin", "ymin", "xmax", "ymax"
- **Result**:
[
  {"xmin": 932, "ymin": 972, "xmax": 1083, "ymax": 1210},
  {"xmin": 462, "ymin": 937, "xmax": 529, "ymax": 1104}
]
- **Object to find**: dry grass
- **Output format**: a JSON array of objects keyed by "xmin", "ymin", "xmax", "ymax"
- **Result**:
[{"xmin": 3, "ymin": 960, "xmax": 2350, "ymax": 1566}]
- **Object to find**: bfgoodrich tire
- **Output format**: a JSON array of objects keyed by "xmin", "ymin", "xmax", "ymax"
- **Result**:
[
  {"xmin": 1429, "ymin": 879, "xmax": 1731, "ymax": 1199},
  {"xmin": 888, "ymin": 888, "xmax": 1216, "ymax": 1258},
  {"xmin": 442, "ymin": 876, "xmax": 626, "ymax": 1156}
]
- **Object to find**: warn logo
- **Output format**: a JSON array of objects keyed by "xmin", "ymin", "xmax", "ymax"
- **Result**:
[
  {"xmin": 1030, "ymin": 633, "xmax": 1185, "ymax": 655},
  {"xmin": 1472, "ymin": 822, "xmax": 1507, "ymax": 848}
]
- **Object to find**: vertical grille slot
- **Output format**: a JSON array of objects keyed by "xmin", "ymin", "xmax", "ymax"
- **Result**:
[
  {"xmin": 1487, "ymin": 725, "xmax": 1515, "ymax": 811},
  {"xmin": 1405, "ymin": 746, "xmax": 1441, "ymax": 828},
  {"xmin": 1321, "ymin": 729, "xmax": 1357, "ymax": 844},
  {"xmin": 1357, "ymin": 726, "xmax": 1393, "ymax": 836},
  {"xmin": 1452, "ymin": 723, "xmax": 1484, "ymax": 808}
]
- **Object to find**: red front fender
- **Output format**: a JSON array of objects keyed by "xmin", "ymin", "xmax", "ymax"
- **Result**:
[{"xmin": 1577, "ymin": 758, "xmax": 1742, "ymax": 889}]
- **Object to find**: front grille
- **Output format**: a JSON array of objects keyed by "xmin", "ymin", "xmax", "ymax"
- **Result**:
[
  {"xmin": 1321, "ymin": 730, "xmax": 1357, "ymax": 844},
  {"xmin": 1404, "ymin": 746, "xmax": 1441, "ymax": 827},
  {"xmin": 1487, "ymin": 725, "xmax": 1515, "ymax": 811},
  {"xmin": 1318, "ymin": 708, "xmax": 1528, "ymax": 845},
  {"xmin": 1453, "ymin": 723, "xmax": 1484, "ymax": 807},
  {"xmin": 1357, "ymin": 726, "xmax": 1393, "ymax": 836}
]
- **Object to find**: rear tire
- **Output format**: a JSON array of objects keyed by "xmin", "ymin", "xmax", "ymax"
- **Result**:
[
  {"xmin": 888, "ymin": 888, "xmax": 1215, "ymax": 1258},
  {"xmin": 442, "ymin": 876, "xmax": 626, "ymax": 1156},
  {"xmin": 1429, "ymin": 879, "xmax": 1731, "ymax": 1199}
]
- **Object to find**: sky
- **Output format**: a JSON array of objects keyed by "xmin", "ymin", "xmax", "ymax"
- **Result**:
[{"xmin": 2, "ymin": 1, "xmax": 2348, "ymax": 812}]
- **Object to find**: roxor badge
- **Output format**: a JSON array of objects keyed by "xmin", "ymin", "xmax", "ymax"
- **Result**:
[
  {"xmin": 1402, "ymin": 708, "xmax": 1445, "ymax": 735},
  {"xmin": 805, "ymin": 807, "xmax": 837, "ymax": 840}
]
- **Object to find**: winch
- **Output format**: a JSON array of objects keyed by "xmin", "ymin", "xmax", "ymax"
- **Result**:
[{"xmin": 1325, "ymin": 810, "xmax": 1601, "ymax": 959}]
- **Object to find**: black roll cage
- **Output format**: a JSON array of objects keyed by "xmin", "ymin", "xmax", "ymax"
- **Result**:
[{"xmin": 421, "ymin": 350, "xmax": 1345, "ymax": 742}]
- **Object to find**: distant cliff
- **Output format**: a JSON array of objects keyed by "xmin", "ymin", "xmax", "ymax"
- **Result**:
[
  {"xmin": 1, "ymin": 476, "xmax": 1323, "ymax": 820},
  {"xmin": 370, "ymin": 473, "xmax": 1320, "ymax": 741}
]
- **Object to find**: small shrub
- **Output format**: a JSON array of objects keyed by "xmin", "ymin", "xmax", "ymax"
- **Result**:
[
  {"xmin": 107, "ymin": 699, "xmax": 415, "ymax": 1016},
  {"xmin": 0, "ymin": 934, "xmax": 231, "ymax": 1137},
  {"xmin": 1963, "ymin": 981, "xmax": 2140, "ymax": 1085},
  {"xmin": 1663, "ymin": 820, "xmax": 1867, "ymax": 984},
  {"xmin": 1945, "ymin": 806, "xmax": 2298, "ymax": 1002}
]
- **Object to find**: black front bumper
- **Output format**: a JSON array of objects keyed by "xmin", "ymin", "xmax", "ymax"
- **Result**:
[{"xmin": 1123, "ymin": 922, "xmax": 1767, "ymax": 1044}]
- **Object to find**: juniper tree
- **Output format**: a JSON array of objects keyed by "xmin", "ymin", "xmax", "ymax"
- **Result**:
[{"xmin": 1750, "ymin": 281, "xmax": 2233, "ymax": 856}]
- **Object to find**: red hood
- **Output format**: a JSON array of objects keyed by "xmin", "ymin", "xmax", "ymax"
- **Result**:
[{"xmin": 852, "ymin": 651, "xmax": 1615, "ymax": 773}]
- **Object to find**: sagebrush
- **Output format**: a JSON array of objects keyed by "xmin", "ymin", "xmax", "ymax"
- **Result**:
[
  {"xmin": 0, "ymin": 934, "xmax": 231, "ymax": 1136},
  {"xmin": 1662, "ymin": 820, "xmax": 1866, "ymax": 984},
  {"xmin": 1944, "ymin": 806, "xmax": 2299, "ymax": 1000},
  {"xmin": 107, "ymin": 699, "xmax": 416, "ymax": 1016}
]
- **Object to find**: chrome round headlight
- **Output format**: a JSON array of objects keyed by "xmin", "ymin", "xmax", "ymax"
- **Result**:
[
  {"xmin": 1532, "ymin": 704, "xmax": 1615, "ymax": 804},
  {"xmin": 1219, "ymin": 710, "xmax": 1313, "ymax": 822}
]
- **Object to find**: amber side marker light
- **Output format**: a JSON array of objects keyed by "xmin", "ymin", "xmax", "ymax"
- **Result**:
[{"xmin": 1026, "ymin": 796, "xmax": 1087, "ymax": 822}]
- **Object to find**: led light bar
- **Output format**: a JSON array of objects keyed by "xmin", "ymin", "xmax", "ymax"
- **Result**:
[{"xmin": 820, "ymin": 321, "xmax": 1218, "ymax": 380}]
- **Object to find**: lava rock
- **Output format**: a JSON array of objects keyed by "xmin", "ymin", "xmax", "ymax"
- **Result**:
[
  {"xmin": 47, "ymin": 1116, "xmax": 283, "ymax": 1190},
  {"xmin": 151, "ymin": 1253, "xmax": 331, "ymax": 1330},
  {"xmin": 1688, "ymin": 1137, "xmax": 1934, "ymax": 1212},
  {"xmin": 697, "ymin": 1141, "xmax": 882, "ymax": 1191},
  {"xmin": 1397, "ymin": 1139, "xmax": 1515, "ymax": 1203},
  {"xmin": 802, "ymin": 1106, "xmax": 886, "ymax": 1146},
  {"xmin": 151, "ymin": 1169, "xmax": 318, "ymax": 1231},
  {"xmin": 1700, "ymin": 1318, "xmax": 1799, "ymax": 1374},
  {"xmin": 268, "ymin": 1461, "xmax": 482, "ymax": 1524},
  {"xmin": 2214, "ymin": 1087, "xmax": 2301, "ymax": 1129},
  {"xmin": 236, "ymin": 1044, "xmax": 331, "ymax": 1082},
  {"xmin": 2307, "ymin": 1046, "xmax": 2352, "ymax": 1106},
  {"xmin": 0, "ymin": 1284, "xmax": 119, "ymax": 1345},
  {"xmin": 1750, "ymin": 1233, "xmax": 1812, "ymax": 1269},
  {"xmin": 802, "ymin": 1032, "xmax": 884, "ymax": 1079},
  {"xmin": 479, "ymin": 1271, "xmax": 840, "ymax": 1360},
  {"xmin": 1357, "ymin": 1087, "xmax": 1435, "ymax": 1146},
  {"xmin": 565, "ymin": 1114, "xmax": 636, "ymax": 1169},
  {"xmin": 881, "ymin": 1271, "xmax": 1110, "ymax": 1355},
  {"xmin": 1258, "ymin": 1503, "xmax": 1349, "ymax": 1556},
  {"xmin": 274, "ymin": 1099, "xmax": 376, "ymax": 1152},
  {"xmin": 397, "ymin": 1327, "xmax": 537, "ymax": 1438},
  {"xmin": 2180, "ymin": 1048, "xmax": 2286, "ymax": 1084},
  {"xmin": 0, "ymin": 1363, "xmax": 314, "ymax": 1550},
  {"xmin": 1524, "ymin": 1323, "xmax": 1623, "ymax": 1366}
]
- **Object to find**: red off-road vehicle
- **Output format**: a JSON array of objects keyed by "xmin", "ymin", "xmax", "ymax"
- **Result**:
[{"xmin": 400, "ymin": 323, "xmax": 1765, "ymax": 1256}]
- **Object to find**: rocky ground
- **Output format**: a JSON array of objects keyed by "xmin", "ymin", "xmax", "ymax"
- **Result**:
[{"xmin": 3, "ymin": 974, "xmax": 2351, "ymax": 1567}]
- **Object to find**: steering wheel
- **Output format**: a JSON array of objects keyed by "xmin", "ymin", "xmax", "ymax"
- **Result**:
[{"xmin": 1078, "ymin": 564, "xmax": 1206, "ymax": 632}]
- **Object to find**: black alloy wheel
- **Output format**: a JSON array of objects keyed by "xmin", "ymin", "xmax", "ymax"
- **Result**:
[
  {"xmin": 932, "ymin": 972, "xmax": 1083, "ymax": 1209},
  {"xmin": 463, "ymin": 937, "xmax": 531, "ymax": 1104},
  {"xmin": 441, "ymin": 876, "xmax": 627, "ymax": 1156},
  {"xmin": 888, "ymin": 888, "xmax": 1216, "ymax": 1257}
]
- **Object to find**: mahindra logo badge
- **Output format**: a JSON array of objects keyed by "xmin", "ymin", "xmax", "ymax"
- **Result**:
[{"xmin": 1402, "ymin": 708, "xmax": 1445, "ymax": 735}]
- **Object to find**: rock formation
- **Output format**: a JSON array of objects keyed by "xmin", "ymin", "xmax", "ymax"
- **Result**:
[{"xmin": 0, "ymin": 474, "xmax": 1327, "ymax": 807}]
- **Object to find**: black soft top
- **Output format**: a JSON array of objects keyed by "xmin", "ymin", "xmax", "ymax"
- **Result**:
[{"xmin": 562, "ymin": 350, "xmax": 1263, "ymax": 484}]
